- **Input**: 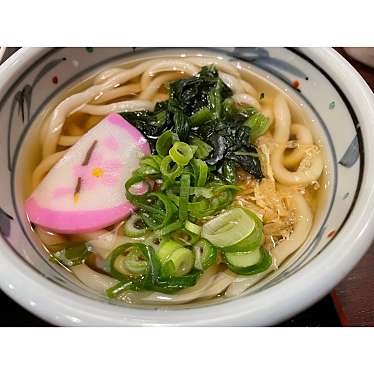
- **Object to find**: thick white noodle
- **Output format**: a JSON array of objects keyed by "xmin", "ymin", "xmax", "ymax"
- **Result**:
[
  {"xmin": 134, "ymin": 266, "xmax": 218, "ymax": 304},
  {"xmin": 232, "ymin": 93, "xmax": 261, "ymax": 110},
  {"xmin": 240, "ymin": 80, "xmax": 258, "ymax": 98},
  {"xmin": 185, "ymin": 56, "xmax": 240, "ymax": 77},
  {"xmin": 283, "ymin": 124, "xmax": 314, "ymax": 168},
  {"xmin": 93, "ymin": 67, "xmax": 126, "ymax": 84},
  {"xmin": 219, "ymin": 72, "xmax": 257, "ymax": 97},
  {"xmin": 224, "ymin": 267, "xmax": 274, "ymax": 298},
  {"xmin": 140, "ymin": 60, "xmax": 199, "ymax": 90},
  {"xmin": 272, "ymin": 95, "xmax": 291, "ymax": 143},
  {"xmin": 271, "ymin": 144, "xmax": 324, "ymax": 185},
  {"xmin": 197, "ymin": 271, "xmax": 235, "ymax": 300},
  {"xmin": 139, "ymin": 72, "xmax": 182, "ymax": 100},
  {"xmin": 76, "ymin": 223, "xmax": 130, "ymax": 259},
  {"xmin": 219, "ymin": 72, "xmax": 244, "ymax": 93},
  {"xmin": 42, "ymin": 59, "xmax": 158, "ymax": 157},
  {"xmin": 261, "ymin": 104, "xmax": 274, "ymax": 128},
  {"xmin": 93, "ymin": 83, "xmax": 141, "ymax": 104},
  {"xmin": 271, "ymin": 95, "xmax": 323, "ymax": 185},
  {"xmin": 78, "ymin": 230, "xmax": 118, "ymax": 259},
  {"xmin": 271, "ymin": 191, "xmax": 313, "ymax": 264},
  {"xmin": 40, "ymin": 112, "xmax": 53, "ymax": 143},
  {"xmin": 72, "ymin": 264, "xmax": 117, "ymax": 294},
  {"xmin": 80, "ymin": 100, "xmax": 154, "ymax": 115}
]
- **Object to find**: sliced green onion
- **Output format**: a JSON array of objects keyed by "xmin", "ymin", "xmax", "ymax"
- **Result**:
[
  {"xmin": 160, "ymin": 261, "xmax": 177, "ymax": 279},
  {"xmin": 123, "ymin": 247, "xmax": 148, "ymax": 274},
  {"xmin": 169, "ymin": 141, "xmax": 193, "ymax": 166},
  {"xmin": 222, "ymin": 209, "xmax": 264, "ymax": 253},
  {"xmin": 201, "ymin": 207, "xmax": 255, "ymax": 247},
  {"xmin": 144, "ymin": 231, "xmax": 163, "ymax": 251},
  {"xmin": 224, "ymin": 248, "xmax": 261, "ymax": 268},
  {"xmin": 166, "ymin": 193, "xmax": 180, "ymax": 206},
  {"xmin": 106, "ymin": 243, "xmax": 200, "ymax": 296},
  {"xmin": 48, "ymin": 240, "xmax": 85, "ymax": 252},
  {"xmin": 156, "ymin": 130, "xmax": 177, "ymax": 157},
  {"xmin": 160, "ymin": 155, "xmax": 184, "ymax": 180},
  {"xmin": 157, "ymin": 240, "xmax": 183, "ymax": 264},
  {"xmin": 191, "ymin": 159, "xmax": 208, "ymax": 187},
  {"xmin": 139, "ymin": 192, "xmax": 177, "ymax": 230},
  {"xmin": 133, "ymin": 165, "xmax": 159, "ymax": 177},
  {"xmin": 190, "ymin": 145, "xmax": 198, "ymax": 155},
  {"xmin": 140, "ymin": 211, "xmax": 166, "ymax": 230},
  {"xmin": 185, "ymin": 220, "xmax": 201, "ymax": 235},
  {"xmin": 109, "ymin": 243, "xmax": 151, "ymax": 280},
  {"xmin": 189, "ymin": 186, "xmax": 213, "ymax": 199},
  {"xmin": 106, "ymin": 280, "xmax": 136, "ymax": 299},
  {"xmin": 223, "ymin": 247, "xmax": 272, "ymax": 275},
  {"xmin": 222, "ymin": 225, "xmax": 263, "ymax": 253},
  {"xmin": 188, "ymin": 199, "xmax": 209, "ymax": 218},
  {"xmin": 179, "ymin": 174, "xmax": 190, "ymax": 222},
  {"xmin": 193, "ymin": 239, "xmax": 217, "ymax": 270},
  {"xmin": 190, "ymin": 107, "xmax": 213, "ymax": 126},
  {"xmin": 245, "ymin": 112, "xmax": 270, "ymax": 139},
  {"xmin": 212, "ymin": 183, "xmax": 242, "ymax": 194},
  {"xmin": 189, "ymin": 185, "xmax": 239, "ymax": 219},
  {"xmin": 123, "ymin": 214, "xmax": 148, "ymax": 238},
  {"xmin": 161, "ymin": 248, "xmax": 195, "ymax": 277},
  {"xmin": 134, "ymin": 156, "xmax": 162, "ymax": 177},
  {"xmin": 207, "ymin": 185, "xmax": 240, "ymax": 212},
  {"xmin": 134, "ymin": 243, "xmax": 161, "ymax": 286},
  {"xmin": 159, "ymin": 220, "xmax": 183, "ymax": 236},
  {"xmin": 160, "ymin": 176, "xmax": 176, "ymax": 192},
  {"xmin": 137, "ymin": 203, "xmax": 165, "ymax": 218},
  {"xmin": 152, "ymin": 270, "xmax": 201, "ymax": 293},
  {"xmin": 140, "ymin": 155, "xmax": 162, "ymax": 170},
  {"xmin": 125, "ymin": 175, "xmax": 152, "ymax": 202},
  {"xmin": 170, "ymin": 228, "xmax": 200, "ymax": 246},
  {"xmin": 190, "ymin": 137, "xmax": 213, "ymax": 160},
  {"xmin": 50, "ymin": 241, "xmax": 89, "ymax": 267}
]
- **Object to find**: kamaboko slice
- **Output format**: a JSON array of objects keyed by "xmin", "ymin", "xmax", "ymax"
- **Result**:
[{"xmin": 25, "ymin": 113, "xmax": 150, "ymax": 234}]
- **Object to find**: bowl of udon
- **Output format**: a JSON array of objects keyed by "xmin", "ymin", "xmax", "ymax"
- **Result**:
[{"xmin": 0, "ymin": 47, "xmax": 373, "ymax": 326}]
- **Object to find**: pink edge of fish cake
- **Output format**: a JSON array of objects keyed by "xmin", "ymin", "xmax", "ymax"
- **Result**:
[
  {"xmin": 25, "ymin": 113, "xmax": 150, "ymax": 234},
  {"xmin": 25, "ymin": 198, "xmax": 134, "ymax": 234}
]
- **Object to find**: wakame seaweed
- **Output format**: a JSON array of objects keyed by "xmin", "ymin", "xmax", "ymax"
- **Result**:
[
  {"xmin": 120, "ymin": 65, "xmax": 265, "ymax": 180},
  {"xmin": 169, "ymin": 65, "xmax": 232, "ymax": 116}
]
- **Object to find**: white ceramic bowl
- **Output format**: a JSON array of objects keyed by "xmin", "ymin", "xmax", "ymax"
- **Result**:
[{"xmin": 0, "ymin": 47, "xmax": 374, "ymax": 326}]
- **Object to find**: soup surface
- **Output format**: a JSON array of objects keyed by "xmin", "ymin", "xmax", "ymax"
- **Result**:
[{"xmin": 23, "ymin": 52, "xmax": 327, "ymax": 305}]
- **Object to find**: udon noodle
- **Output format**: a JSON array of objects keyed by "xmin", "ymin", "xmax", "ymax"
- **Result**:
[{"xmin": 26, "ymin": 53, "xmax": 325, "ymax": 305}]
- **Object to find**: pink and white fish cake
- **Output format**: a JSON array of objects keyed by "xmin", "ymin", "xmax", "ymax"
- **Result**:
[{"xmin": 25, "ymin": 113, "xmax": 150, "ymax": 234}]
